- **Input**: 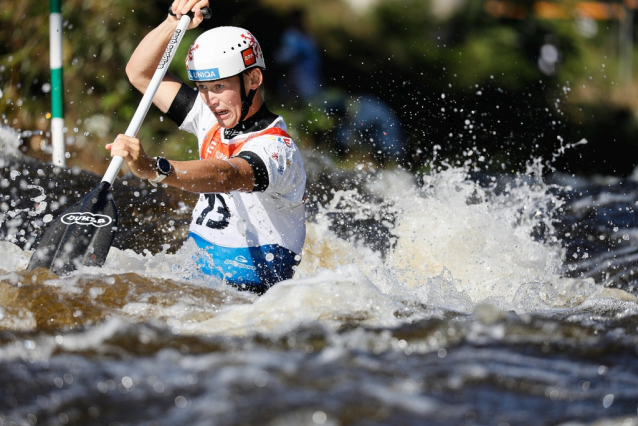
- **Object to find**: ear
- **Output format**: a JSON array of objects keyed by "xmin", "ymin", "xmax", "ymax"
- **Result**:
[{"xmin": 247, "ymin": 68, "xmax": 263, "ymax": 90}]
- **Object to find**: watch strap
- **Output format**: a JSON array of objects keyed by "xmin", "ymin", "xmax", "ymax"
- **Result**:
[{"xmin": 148, "ymin": 157, "xmax": 171, "ymax": 186}]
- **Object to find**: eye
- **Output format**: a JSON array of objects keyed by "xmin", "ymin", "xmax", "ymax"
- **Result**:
[{"xmin": 215, "ymin": 84, "xmax": 224, "ymax": 91}]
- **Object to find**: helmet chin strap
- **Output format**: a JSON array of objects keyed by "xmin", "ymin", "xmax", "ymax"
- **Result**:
[{"xmin": 238, "ymin": 72, "xmax": 257, "ymax": 123}]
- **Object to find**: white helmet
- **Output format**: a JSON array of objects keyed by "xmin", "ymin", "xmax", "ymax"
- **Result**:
[{"xmin": 185, "ymin": 26, "xmax": 266, "ymax": 82}]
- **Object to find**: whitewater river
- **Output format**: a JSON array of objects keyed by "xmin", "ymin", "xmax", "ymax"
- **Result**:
[{"xmin": 1, "ymin": 126, "xmax": 638, "ymax": 425}]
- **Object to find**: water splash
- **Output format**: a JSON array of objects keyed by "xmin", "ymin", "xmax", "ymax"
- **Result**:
[
  {"xmin": 1, "ymin": 126, "xmax": 635, "ymax": 337},
  {"xmin": 294, "ymin": 160, "xmax": 603, "ymax": 314},
  {"xmin": 0, "ymin": 126, "xmax": 21, "ymax": 157}
]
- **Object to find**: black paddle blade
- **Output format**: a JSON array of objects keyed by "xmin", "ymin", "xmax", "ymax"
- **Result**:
[{"xmin": 27, "ymin": 182, "xmax": 118, "ymax": 275}]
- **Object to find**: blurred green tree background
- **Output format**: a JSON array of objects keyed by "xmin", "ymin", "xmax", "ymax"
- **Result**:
[{"xmin": 2, "ymin": 0, "xmax": 638, "ymax": 176}]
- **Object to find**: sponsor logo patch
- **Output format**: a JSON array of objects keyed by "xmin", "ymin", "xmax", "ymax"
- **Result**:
[
  {"xmin": 242, "ymin": 47, "xmax": 256, "ymax": 67},
  {"xmin": 61, "ymin": 212, "xmax": 113, "ymax": 228},
  {"xmin": 187, "ymin": 68, "xmax": 220, "ymax": 81}
]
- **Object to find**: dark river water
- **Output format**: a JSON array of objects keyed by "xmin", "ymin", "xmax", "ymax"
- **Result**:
[{"xmin": 1, "ymin": 125, "xmax": 638, "ymax": 426}]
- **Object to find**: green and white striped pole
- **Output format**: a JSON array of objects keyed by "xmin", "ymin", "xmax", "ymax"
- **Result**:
[{"xmin": 50, "ymin": 0, "xmax": 66, "ymax": 166}]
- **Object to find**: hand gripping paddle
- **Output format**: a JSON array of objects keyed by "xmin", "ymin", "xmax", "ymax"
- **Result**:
[{"xmin": 27, "ymin": 7, "xmax": 211, "ymax": 275}]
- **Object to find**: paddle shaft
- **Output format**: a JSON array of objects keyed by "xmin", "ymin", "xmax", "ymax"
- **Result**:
[
  {"xmin": 102, "ymin": 14, "xmax": 192, "ymax": 185},
  {"xmin": 27, "ymin": 9, "xmax": 211, "ymax": 274}
]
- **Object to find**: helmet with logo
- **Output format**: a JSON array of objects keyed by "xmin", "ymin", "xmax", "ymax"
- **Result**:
[{"xmin": 185, "ymin": 26, "xmax": 265, "ymax": 82}]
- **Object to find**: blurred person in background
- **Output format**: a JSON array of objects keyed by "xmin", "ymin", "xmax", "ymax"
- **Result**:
[
  {"xmin": 329, "ymin": 94, "xmax": 406, "ymax": 166},
  {"xmin": 275, "ymin": 8, "xmax": 322, "ymax": 104}
]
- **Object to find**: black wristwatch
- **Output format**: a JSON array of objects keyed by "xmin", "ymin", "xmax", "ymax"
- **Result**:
[{"xmin": 149, "ymin": 156, "xmax": 172, "ymax": 186}]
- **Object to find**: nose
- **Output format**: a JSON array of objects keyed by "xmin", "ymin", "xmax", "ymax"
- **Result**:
[{"xmin": 201, "ymin": 90, "xmax": 219, "ymax": 107}]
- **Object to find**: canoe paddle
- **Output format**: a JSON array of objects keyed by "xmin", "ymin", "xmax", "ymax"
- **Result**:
[{"xmin": 27, "ymin": 7, "xmax": 211, "ymax": 275}]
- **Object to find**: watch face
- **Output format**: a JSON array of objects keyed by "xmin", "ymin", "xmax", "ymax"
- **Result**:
[{"xmin": 157, "ymin": 157, "xmax": 172, "ymax": 176}]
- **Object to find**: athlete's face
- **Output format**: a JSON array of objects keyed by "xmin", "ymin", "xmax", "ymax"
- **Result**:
[{"xmin": 197, "ymin": 76, "xmax": 244, "ymax": 129}]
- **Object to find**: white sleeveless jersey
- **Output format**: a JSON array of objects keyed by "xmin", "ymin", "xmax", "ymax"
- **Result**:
[{"xmin": 179, "ymin": 96, "xmax": 306, "ymax": 255}]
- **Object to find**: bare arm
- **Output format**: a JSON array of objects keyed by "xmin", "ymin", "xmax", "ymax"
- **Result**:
[
  {"xmin": 125, "ymin": 0, "xmax": 208, "ymax": 113},
  {"xmin": 106, "ymin": 135, "xmax": 255, "ymax": 193},
  {"xmin": 166, "ymin": 157, "xmax": 256, "ymax": 193}
]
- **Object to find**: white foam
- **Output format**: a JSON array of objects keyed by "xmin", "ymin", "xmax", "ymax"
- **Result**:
[
  {"xmin": 385, "ymin": 168, "xmax": 549, "ymax": 299},
  {"xmin": 183, "ymin": 265, "xmax": 405, "ymax": 336},
  {"xmin": 0, "ymin": 241, "xmax": 30, "ymax": 272},
  {"xmin": 0, "ymin": 317, "xmax": 130, "ymax": 361},
  {"xmin": 0, "ymin": 126, "xmax": 21, "ymax": 157}
]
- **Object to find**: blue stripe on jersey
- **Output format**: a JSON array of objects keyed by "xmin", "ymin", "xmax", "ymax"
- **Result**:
[{"xmin": 188, "ymin": 232, "xmax": 301, "ymax": 292}]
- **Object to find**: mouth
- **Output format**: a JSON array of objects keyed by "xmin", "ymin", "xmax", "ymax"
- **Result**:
[{"xmin": 213, "ymin": 109, "xmax": 231, "ymax": 119}]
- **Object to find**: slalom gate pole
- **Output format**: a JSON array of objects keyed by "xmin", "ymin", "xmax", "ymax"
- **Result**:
[{"xmin": 50, "ymin": 0, "xmax": 66, "ymax": 167}]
